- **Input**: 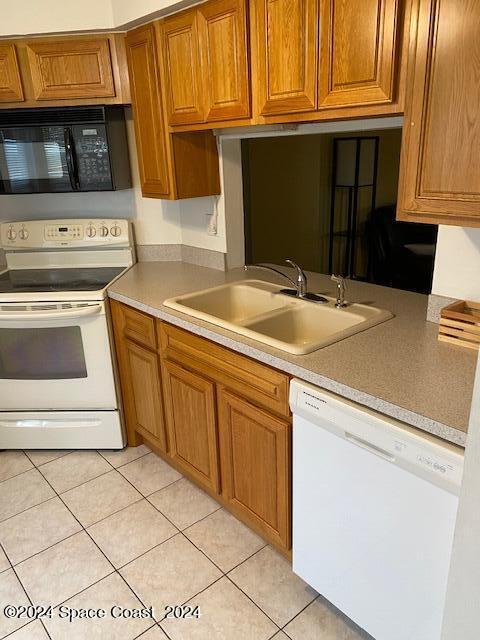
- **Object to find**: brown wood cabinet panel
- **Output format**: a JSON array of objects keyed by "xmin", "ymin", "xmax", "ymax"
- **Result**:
[
  {"xmin": 126, "ymin": 24, "xmax": 172, "ymax": 198},
  {"xmin": 218, "ymin": 389, "xmax": 291, "ymax": 549},
  {"xmin": 198, "ymin": 0, "xmax": 250, "ymax": 121},
  {"xmin": 26, "ymin": 37, "xmax": 115, "ymax": 100},
  {"xmin": 251, "ymin": 0, "xmax": 318, "ymax": 115},
  {"xmin": 0, "ymin": 43, "xmax": 24, "ymax": 103},
  {"xmin": 162, "ymin": 360, "xmax": 220, "ymax": 492},
  {"xmin": 116, "ymin": 301, "xmax": 157, "ymax": 350},
  {"xmin": 397, "ymin": 0, "xmax": 480, "ymax": 227},
  {"xmin": 158, "ymin": 322, "xmax": 290, "ymax": 417},
  {"xmin": 123, "ymin": 340, "xmax": 168, "ymax": 450},
  {"xmin": 161, "ymin": 10, "xmax": 205, "ymax": 125},
  {"xmin": 318, "ymin": 0, "xmax": 399, "ymax": 108},
  {"xmin": 111, "ymin": 301, "xmax": 167, "ymax": 450}
]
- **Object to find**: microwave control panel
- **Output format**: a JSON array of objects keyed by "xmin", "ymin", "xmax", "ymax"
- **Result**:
[{"xmin": 74, "ymin": 126, "xmax": 113, "ymax": 189}]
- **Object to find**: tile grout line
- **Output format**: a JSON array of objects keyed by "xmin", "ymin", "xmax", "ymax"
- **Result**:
[
  {"xmin": 0, "ymin": 540, "xmax": 54, "ymax": 640},
  {"xmin": 30, "ymin": 457, "xmax": 178, "ymax": 636},
  {"xmin": 223, "ymin": 573, "xmax": 282, "ymax": 633},
  {"xmin": 96, "ymin": 447, "xmax": 152, "ymax": 469},
  {"xmin": 3, "ymin": 449, "xmax": 284, "ymax": 639}
]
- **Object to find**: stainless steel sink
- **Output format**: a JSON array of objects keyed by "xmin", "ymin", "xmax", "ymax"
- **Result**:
[{"xmin": 164, "ymin": 280, "xmax": 393, "ymax": 354}]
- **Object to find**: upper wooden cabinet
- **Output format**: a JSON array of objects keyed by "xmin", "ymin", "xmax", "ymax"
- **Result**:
[
  {"xmin": 160, "ymin": 0, "xmax": 250, "ymax": 126},
  {"xmin": 397, "ymin": 0, "xmax": 480, "ymax": 227},
  {"xmin": 26, "ymin": 38, "xmax": 115, "ymax": 101},
  {"xmin": 0, "ymin": 43, "xmax": 24, "ymax": 103},
  {"xmin": 198, "ymin": 0, "xmax": 251, "ymax": 121},
  {"xmin": 251, "ymin": 0, "xmax": 402, "ymax": 117},
  {"xmin": 251, "ymin": 0, "xmax": 318, "ymax": 115},
  {"xmin": 318, "ymin": 0, "xmax": 399, "ymax": 108},
  {"xmin": 126, "ymin": 22, "xmax": 221, "ymax": 199},
  {"xmin": 161, "ymin": 10, "xmax": 205, "ymax": 126},
  {"xmin": 126, "ymin": 23, "xmax": 171, "ymax": 197},
  {"xmin": 0, "ymin": 34, "xmax": 130, "ymax": 108}
]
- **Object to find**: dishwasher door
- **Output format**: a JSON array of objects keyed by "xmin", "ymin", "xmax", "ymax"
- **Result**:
[{"xmin": 290, "ymin": 379, "xmax": 464, "ymax": 640}]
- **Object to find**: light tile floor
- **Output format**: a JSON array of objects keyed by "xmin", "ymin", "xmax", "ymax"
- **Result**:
[{"xmin": 0, "ymin": 447, "xmax": 372, "ymax": 640}]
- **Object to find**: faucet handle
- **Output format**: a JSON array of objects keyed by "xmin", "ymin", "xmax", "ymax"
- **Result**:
[{"xmin": 331, "ymin": 274, "xmax": 348, "ymax": 308}]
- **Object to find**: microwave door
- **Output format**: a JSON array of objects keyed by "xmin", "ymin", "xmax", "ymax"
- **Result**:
[{"xmin": 0, "ymin": 126, "xmax": 73, "ymax": 194}]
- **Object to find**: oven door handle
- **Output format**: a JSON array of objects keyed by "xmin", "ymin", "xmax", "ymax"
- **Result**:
[
  {"xmin": 0, "ymin": 304, "xmax": 103, "ymax": 321},
  {"xmin": 0, "ymin": 419, "xmax": 102, "ymax": 429}
]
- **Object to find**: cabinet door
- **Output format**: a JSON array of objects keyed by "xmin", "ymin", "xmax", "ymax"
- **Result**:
[
  {"xmin": 162, "ymin": 360, "xmax": 220, "ymax": 492},
  {"xmin": 198, "ymin": 0, "xmax": 250, "ymax": 121},
  {"xmin": 318, "ymin": 0, "xmax": 399, "ymax": 108},
  {"xmin": 126, "ymin": 25, "xmax": 172, "ymax": 198},
  {"xmin": 397, "ymin": 0, "xmax": 480, "ymax": 226},
  {"xmin": 26, "ymin": 37, "xmax": 115, "ymax": 100},
  {"xmin": 251, "ymin": 0, "xmax": 318, "ymax": 115},
  {"xmin": 122, "ymin": 340, "xmax": 168, "ymax": 452},
  {"xmin": 218, "ymin": 389, "xmax": 291, "ymax": 549},
  {"xmin": 161, "ymin": 11, "xmax": 205, "ymax": 125},
  {"xmin": 0, "ymin": 43, "xmax": 24, "ymax": 103}
]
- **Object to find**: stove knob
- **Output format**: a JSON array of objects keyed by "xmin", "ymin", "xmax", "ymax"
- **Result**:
[
  {"xmin": 86, "ymin": 225, "xmax": 96, "ymax": 238},
  {"xmin": 19, "ymin": 228, "xmax": 29, "ymax": 240},
  {"xmin": 99, "ymin": 225, "xmax": 109, "ymax": 237},
  {"xmin": 110, "ymin": 224, "xmax": 121, "ymax": 237},
  {"xmin": 7, "ymin": 226, "xmax": 17, "ymax": 241}
]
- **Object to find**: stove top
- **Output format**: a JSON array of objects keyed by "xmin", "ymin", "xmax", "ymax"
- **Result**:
[{"xmin": 0, "ymin": 267, "xmax": 125, "ymax": 294}]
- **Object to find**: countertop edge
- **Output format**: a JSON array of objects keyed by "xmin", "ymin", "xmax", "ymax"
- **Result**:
[{"xmin": 108, "ymin": 289, "xmax": 467, "ymax": 448}]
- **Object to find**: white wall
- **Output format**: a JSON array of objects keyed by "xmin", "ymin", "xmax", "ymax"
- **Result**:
[
  {"xmin": 1, "ymin": 0, "xmax": 114, "ymax": 36},
  {"xmin": 0, "ymin": 0, "xmax": 197, "ymax": 35},
  {"xmin": 432, "ymin": 226, "xmax": 480, "ymax": 300}
]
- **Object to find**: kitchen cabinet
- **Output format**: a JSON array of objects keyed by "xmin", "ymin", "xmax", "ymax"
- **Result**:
[
  {"xmin": 251, "ymin": 0, "xmax": 403, "ymax": 118},
  {"xmin": 0, "ymin": 43, "xmax": 24, "ymax": 103},
  {"xmin": 160, "ymin": 0, "xmax": 250, "ymax": 126},
  {"xmin": 111, "ymin": 302, "xmax": 292, "ymax": 553},
  {"xmin": 162, "ymin": 360, "xmax": 220, "ymax": 492},
  {"xmin": 250, "ymin": 0, "xmax": 318, "ymax": 116},
  {"xmin": 397, "ymin": 0, "xmax": 480, "ymax": 227},
  {"xmin": 26, "ymin": 38, "xmax": 115, "ymax": 100},
  {"xmin": 0, "ymin": 34, "xmax": 130, "ymax": 108},
  {"xmin": 111, "ymin": 301, "xmax": 168, "ymax": 451},
  {"xmin": 161, "ymin": 10, "xmax": 205, "ymax": 126},
  {"xmin": 218, "ymin": 388, "xmax": 291, "ymax": 549},
  {"xmin": 126, "ymin": 22, "xmax": 221, "ymax": 199},
  {"xmin": 198, "ymin": 0, "xmax": 250, "ymax": 121},
  {"xmin": 318, "ymin": 0, "xmax": 399, "ymax": 108}
]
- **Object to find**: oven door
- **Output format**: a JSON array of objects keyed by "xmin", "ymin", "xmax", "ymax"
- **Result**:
[{"xmin": 0, "ymin": 301, "xmax": 117, "ymax": 410}]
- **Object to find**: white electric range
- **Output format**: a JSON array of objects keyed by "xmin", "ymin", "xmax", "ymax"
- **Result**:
[{"xmin": 0, "ymin": 218, "xmax": 135, "ymax": 449}]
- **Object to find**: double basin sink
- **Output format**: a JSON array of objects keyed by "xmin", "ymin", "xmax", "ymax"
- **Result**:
[{"xmin": 164, "ymin": 280, "xmax": 393, "ymax": 355}]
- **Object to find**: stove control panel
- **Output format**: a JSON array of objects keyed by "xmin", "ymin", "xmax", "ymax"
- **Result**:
[{"xmin": 1, "ymin": 219, "xmax": 132, "ymax": 249}]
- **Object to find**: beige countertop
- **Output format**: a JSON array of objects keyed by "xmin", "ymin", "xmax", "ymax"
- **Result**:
[{"xmin": 108, "ymin": 262, "xmax": 477, "ymax": 447}]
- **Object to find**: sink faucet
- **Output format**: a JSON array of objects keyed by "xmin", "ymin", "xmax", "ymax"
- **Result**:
[
  {"xmin": 244, "ymin": 260, "xmax": 327, "ymax": 303},
  {"xmin": 331, "ymin": 274, "xmax": 348, "ymax": 308}
]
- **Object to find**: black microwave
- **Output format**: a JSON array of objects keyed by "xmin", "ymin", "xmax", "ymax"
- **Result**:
[{"xmin": 0, "ymin": 106, "xmax": 131, "ymax": 194}]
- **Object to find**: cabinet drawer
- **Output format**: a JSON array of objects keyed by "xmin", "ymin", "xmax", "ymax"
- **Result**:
[
  {"xmin": 158, "ymin": 321, "xmax": 290, "ymax": 417},
  {"xmin": 111, "ymin": 301, "xmax": 157, "ymax": 350}
]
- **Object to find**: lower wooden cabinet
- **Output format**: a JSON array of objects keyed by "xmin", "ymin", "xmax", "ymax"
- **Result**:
[
  {"xmin": 120, "ymin": 339, "xmax": 168, "ymax": 452},
  {"xmin": 111, "ymin": 300, "xmax": 168, "ymax": 450},
  {"xmin": 218, "ymin": 388, "xmax": 291, "ymax": 550},
  {"xmin": 162, "ymin": 360, "xmax": 220, "ymax": 493},
  {"xmin": 112, "ymin": 302, "xmax": 292, "ymax": 553}
]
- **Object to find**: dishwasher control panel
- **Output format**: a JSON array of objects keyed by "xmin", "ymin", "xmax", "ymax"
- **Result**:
[{"xmin": 290, "ymin": 379, "xmax": 464, "ymax": 492}]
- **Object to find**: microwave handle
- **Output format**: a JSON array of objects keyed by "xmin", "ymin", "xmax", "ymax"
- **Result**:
[{"xmin": 64, "ymin": 127, "xmax": 80, "ymax": 190}]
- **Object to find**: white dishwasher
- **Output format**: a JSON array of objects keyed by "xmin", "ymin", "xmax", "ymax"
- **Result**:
[{"xmin": 290, "ymin": 379, "xmax": 464, "ymax": 640}]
